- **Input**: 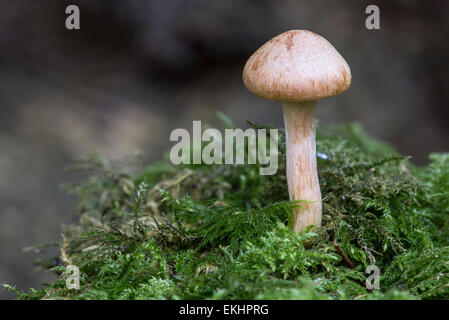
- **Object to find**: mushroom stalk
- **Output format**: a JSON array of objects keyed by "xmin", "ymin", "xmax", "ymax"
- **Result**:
[{"xmin": 282, "ymin": 101, "xmax": 322, "ymax": 232}]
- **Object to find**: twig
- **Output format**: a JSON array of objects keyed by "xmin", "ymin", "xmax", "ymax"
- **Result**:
[
  {"xmin": 60, "ymin": 234, "xmax": 73, "ymax": 265},
  {"xmin": 333, "ymin": 240, "xmax": 355, "ymax": 269},
  {"xmin": 333, "ymin": 240, "xmax": 372, "ymax": 290}
]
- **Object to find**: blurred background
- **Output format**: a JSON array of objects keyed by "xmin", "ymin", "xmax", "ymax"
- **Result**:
[{"xmin": 0, "ymin": 0, "xmax": 448, "ymax": 299}]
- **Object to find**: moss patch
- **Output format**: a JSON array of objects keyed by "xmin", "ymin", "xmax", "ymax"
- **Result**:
[{"xmin": 4, "ymin": 120, "xmax": 449, "ymax": 300}]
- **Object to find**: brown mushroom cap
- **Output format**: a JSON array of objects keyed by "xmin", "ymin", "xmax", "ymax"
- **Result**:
[{"xmin": 243, "ymin": 30, "xmax": 351, "ymax": 102}]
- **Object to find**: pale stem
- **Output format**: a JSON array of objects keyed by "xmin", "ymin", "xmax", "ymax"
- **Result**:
[{"xmin": 282, "ymin": 101, "xmax": 322, "ymax": 232}]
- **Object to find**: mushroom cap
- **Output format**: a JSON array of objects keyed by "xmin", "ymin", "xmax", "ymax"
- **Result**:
[{"xmin": 243, "ymin": 30, "xmax": 351, "ymax": 102}]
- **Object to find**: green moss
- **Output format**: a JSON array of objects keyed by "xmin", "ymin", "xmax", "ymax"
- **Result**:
[{"xmin": 4, "ymin": 120, "xmax": 449, "ymax": 300}]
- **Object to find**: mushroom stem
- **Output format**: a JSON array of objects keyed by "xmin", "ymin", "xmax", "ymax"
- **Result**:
[{"xmin": 282, "ymin": 101, "xmax": 322, "ymax": 232}]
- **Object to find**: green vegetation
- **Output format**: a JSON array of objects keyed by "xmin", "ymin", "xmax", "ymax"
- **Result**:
[{"xmin": 4, "ymin": 118, "xmax": 449, "ymax": 300}]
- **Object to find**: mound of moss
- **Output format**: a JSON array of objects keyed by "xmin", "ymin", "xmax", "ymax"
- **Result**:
[{"xmin": 5, "ymin": 119, "xmax": 449, "ymax": 300}]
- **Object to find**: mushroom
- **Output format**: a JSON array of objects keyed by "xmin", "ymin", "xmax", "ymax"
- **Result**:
[{"xmin": 242, "ymin": 30, "xmax": 351, "ymax": 232}]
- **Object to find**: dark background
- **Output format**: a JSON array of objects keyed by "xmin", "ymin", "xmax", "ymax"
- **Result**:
[{"xmin": 0, "ymin": 0, "xmax": 448, "ymax": 299}]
